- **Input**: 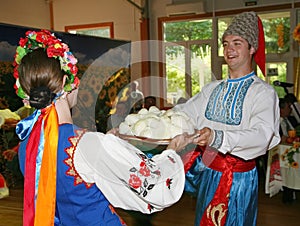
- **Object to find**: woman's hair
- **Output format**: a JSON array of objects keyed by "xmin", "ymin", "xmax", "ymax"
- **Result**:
[{"xmin": 18, "ymin": 48, "xmax": 64, "ymax": 109}]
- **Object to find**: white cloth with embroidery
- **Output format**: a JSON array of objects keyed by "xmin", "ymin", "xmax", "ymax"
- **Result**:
[{"xmin": 74, "ymin": 132, "xmax": 185, "ymax": 213}]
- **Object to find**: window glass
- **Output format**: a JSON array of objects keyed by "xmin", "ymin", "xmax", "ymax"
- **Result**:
[
  {"xmin": 164, "ymin": 19, "xmax": 212, "ymax": 42},
  {"xmin": 166, "ymin": 45, "xmax": 186, "ymax": 104},
  {"xmin": 65, "ymin": 23, "xmax": 113, "ymax": 38},
  {"xmin": 261, "ymin": 12, "xmax": 290, "ymax": 54},
  {"xmin": 190, "ymin": 43, "xmax": 212, "ymax": 96},
  {"xmin": 218, "ymin": 17, "xmax": 233, "ymax": 56},
  {"xmin": 163, "ymin": 19, "xmax": 213, "ymax": 104},
  {"xmin": 260, "ymin": 62, "xmax": 288, "ymax": 98},
  {"xmin": 69, "ymin": 28, "xmax": 111, "ymax": 38},
  {"xmin": 221, "ymin": 64, "xmax": 229, "ymax": 79}
]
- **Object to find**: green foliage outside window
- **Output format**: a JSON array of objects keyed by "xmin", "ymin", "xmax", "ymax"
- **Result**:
[
  {"xmin": 164, "ymin": 12, "xmax": 291, "ymax": 101},
  {"xmin": 164, "ymin": 20, "xmax": 212, "ymax": 42}
]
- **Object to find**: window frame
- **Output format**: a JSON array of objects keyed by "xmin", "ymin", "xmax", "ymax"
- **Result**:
[{"xmin": 65, "ymin": 22, "xmax": 114, "ymax": 38}]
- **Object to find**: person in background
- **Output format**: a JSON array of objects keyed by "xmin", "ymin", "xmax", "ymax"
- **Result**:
[
  {"xmin": 278, "ymin": 98, "xmax": 298, "ymax": 203},
  {"xmin": 168, "ymin": 11, "xmax": 280, "ymax": 226},
  {"xmin": 14, "ymin": 30, "xmax": 184, "ymax": 225},
  {"xmin": 144, "ymin": 96, "xmax": 157, "ymax": 110},
  {"xmin": 279, "ymin": 98, "xmax": 298, "ymax": 143},
  {"xmin": 127, "ymin": 81, "xmax": 144, "ymax": 113},
  {"xmin": 284, "ymin": 93, "xmax": 300, "ymax": 124},
  {"xmin": 107, "ymin": 100, "xmax": 128, "ymax": 131},
  {"xmin": 176, "ymin": 97, "xmax": 188, "ymax": 105}
]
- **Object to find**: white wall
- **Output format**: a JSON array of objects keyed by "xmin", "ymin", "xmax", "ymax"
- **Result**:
[
  {"xmin": 0, "ymin": 0, "xmax": 50, "ymax": 29},
  {"xmin": 52, "ymin": 0, "xmax": 141, "ymax": 42},
  {"xmin": 0, "ymin": 0, "xmax": 142, "ymax": 42}
]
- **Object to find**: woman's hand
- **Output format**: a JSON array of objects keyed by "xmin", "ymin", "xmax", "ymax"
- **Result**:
[
  {"xmin": 167, "ymin": 132, "xmax": 197, "ymax": 152},
  {"xmin": 107, "ymin": 127, "xmax": 120, "ymax": 136}
]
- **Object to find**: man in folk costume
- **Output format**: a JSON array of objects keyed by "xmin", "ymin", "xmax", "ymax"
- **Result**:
[{"xmin": 168, "ymin": 11, "xmax": 280, "ymax": 226}]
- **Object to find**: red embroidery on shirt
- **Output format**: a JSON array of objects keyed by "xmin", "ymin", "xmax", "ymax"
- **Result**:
[{"xmin": 64, "ymin": 129, "xmax": 93, "ymax": 188}]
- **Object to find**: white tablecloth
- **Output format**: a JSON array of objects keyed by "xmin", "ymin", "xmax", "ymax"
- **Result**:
[{"xmin": 265, "ymin": 144, "xmax": 300, "ymax": 197}]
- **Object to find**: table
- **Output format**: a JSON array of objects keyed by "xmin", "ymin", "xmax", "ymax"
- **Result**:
[{"xmin": 265, "ymin": 144, "xmax": 300, "ymax": 197}]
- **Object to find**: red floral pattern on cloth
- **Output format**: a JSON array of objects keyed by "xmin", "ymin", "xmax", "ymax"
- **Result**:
[
  {"xmin": 125, "ymin": 152, "xmax": 177, "ymax": 213},
  {"xmin": 64, "ymin": 129, "xmax": 93, "ymax": 188},
  {"xmin": 127, "ymin": 153, "xmax": 160, "ymax": 196},
  {"xmin": 128, "ymin": 174, "xmax": 142, "ymax": 189}
]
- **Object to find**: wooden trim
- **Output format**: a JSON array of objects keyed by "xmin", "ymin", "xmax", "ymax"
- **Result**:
[
  {"xmin": 65, "ymin": 22, "xmax": 114, "ymax": 38},
  {"xmin": 215, "ymin": 4, "xmax": 293, "ymax": 17},
  {"xmin": 159, "ymin": 12, "xmax": 213, "ymax": 22},
  {"xmin": 294, "ymin": 58, "xmax": 300, "ymax": 100},
  {"xmin": 140, "ymin": 18, "xmax": 150, "ymax": 77},
  {"xmin": 49, "ymin": 0, "xmax": 54, "ymax": 30},
  {"xmin": 140, "ymin": 18, "xmax": 151, "ymax": 95},
  {"xmin": 157, "ymin": 17, "xmax": 165, "ymax": 107}
]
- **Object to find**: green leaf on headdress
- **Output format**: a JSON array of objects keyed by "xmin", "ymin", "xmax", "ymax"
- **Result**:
[
  {"xmin": 69, "ymin": 75, "xmax": 74, "ymax": 83},
  {"xmin": 64, "ymin": 83, "xmax": 72, "ymax": 92},
  {"xmin": 18, "ymin": 87, "xmax": 27, "ymax": 99},
  {"xmin": 15, "ymin": 46, "xmax": 27, "ymax": 64}
]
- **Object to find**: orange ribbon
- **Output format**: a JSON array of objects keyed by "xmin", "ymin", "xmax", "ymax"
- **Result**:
[
  {"xmin": 35, "ymin": 104, "xmax": 58, "ymax": 226},
  {"xmin": 23, "ymin": 104, "xmax": 58, "ymax": 226}
]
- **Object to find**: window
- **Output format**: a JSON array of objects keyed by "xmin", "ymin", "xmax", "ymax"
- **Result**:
[
  {"xmin": 163, "ymin": 19, "xmax": 213, "ymax": 104},
  {"xmin": 160, "ymin": 9, "xmax": 293, "ymax": 104},
  {"xmin": 65, "ymin": 22, "xmax": 114, "ymax": 38}
]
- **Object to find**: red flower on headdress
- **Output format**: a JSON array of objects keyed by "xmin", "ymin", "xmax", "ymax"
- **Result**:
[
  {"xmin": 69, "ymin": 63, "xmax": 78, "ymax": 75},
  {"xmin": 19, "ymin": 37, "xmax": 28, "ymax": 47},
  {"xmin": 47, "ymin": 45, "xmax": 64, "ymax": 58}
]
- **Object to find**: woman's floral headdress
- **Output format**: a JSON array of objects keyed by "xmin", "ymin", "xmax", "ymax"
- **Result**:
[{"xmin": 13, "ymin": 29, "xmax": 80, "ymax": 99}]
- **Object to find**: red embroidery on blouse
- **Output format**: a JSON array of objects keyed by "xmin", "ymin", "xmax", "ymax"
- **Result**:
[
  {"xmin": 166, "ymin": 178, "xmax": 172, "ymax": 189},
  {"xmin": 64, "ymin": 129, "xmax": 93, "ymax": 188}
]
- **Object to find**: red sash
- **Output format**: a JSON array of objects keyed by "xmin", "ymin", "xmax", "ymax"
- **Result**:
[{"xmin": 199, "ymin": 146, "xmax": 256, "ymax": 226}]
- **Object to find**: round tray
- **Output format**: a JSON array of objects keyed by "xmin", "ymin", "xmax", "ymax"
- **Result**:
[{"xmin": 119, "ymin": 134, "xmax": 171, "ymax": 154}]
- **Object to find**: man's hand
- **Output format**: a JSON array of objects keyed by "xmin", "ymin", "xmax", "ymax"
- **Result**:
[{"xmin": 193, "ymin": 127, "xmax": 214, "ymax": 146}]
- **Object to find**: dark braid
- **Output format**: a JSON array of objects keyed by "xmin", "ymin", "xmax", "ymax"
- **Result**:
[{"xmin": 29, "ymin": 86, "xmax": 56, "ymax": 109}]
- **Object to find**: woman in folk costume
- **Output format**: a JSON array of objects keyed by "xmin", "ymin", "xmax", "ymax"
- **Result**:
[
  {"xmin": 168, "ymin": 11, "xmax": 280, "ymax": 226},
  {"xmin": 14, "ymin": 30, "xmax": 185, "ymax": 226}
]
